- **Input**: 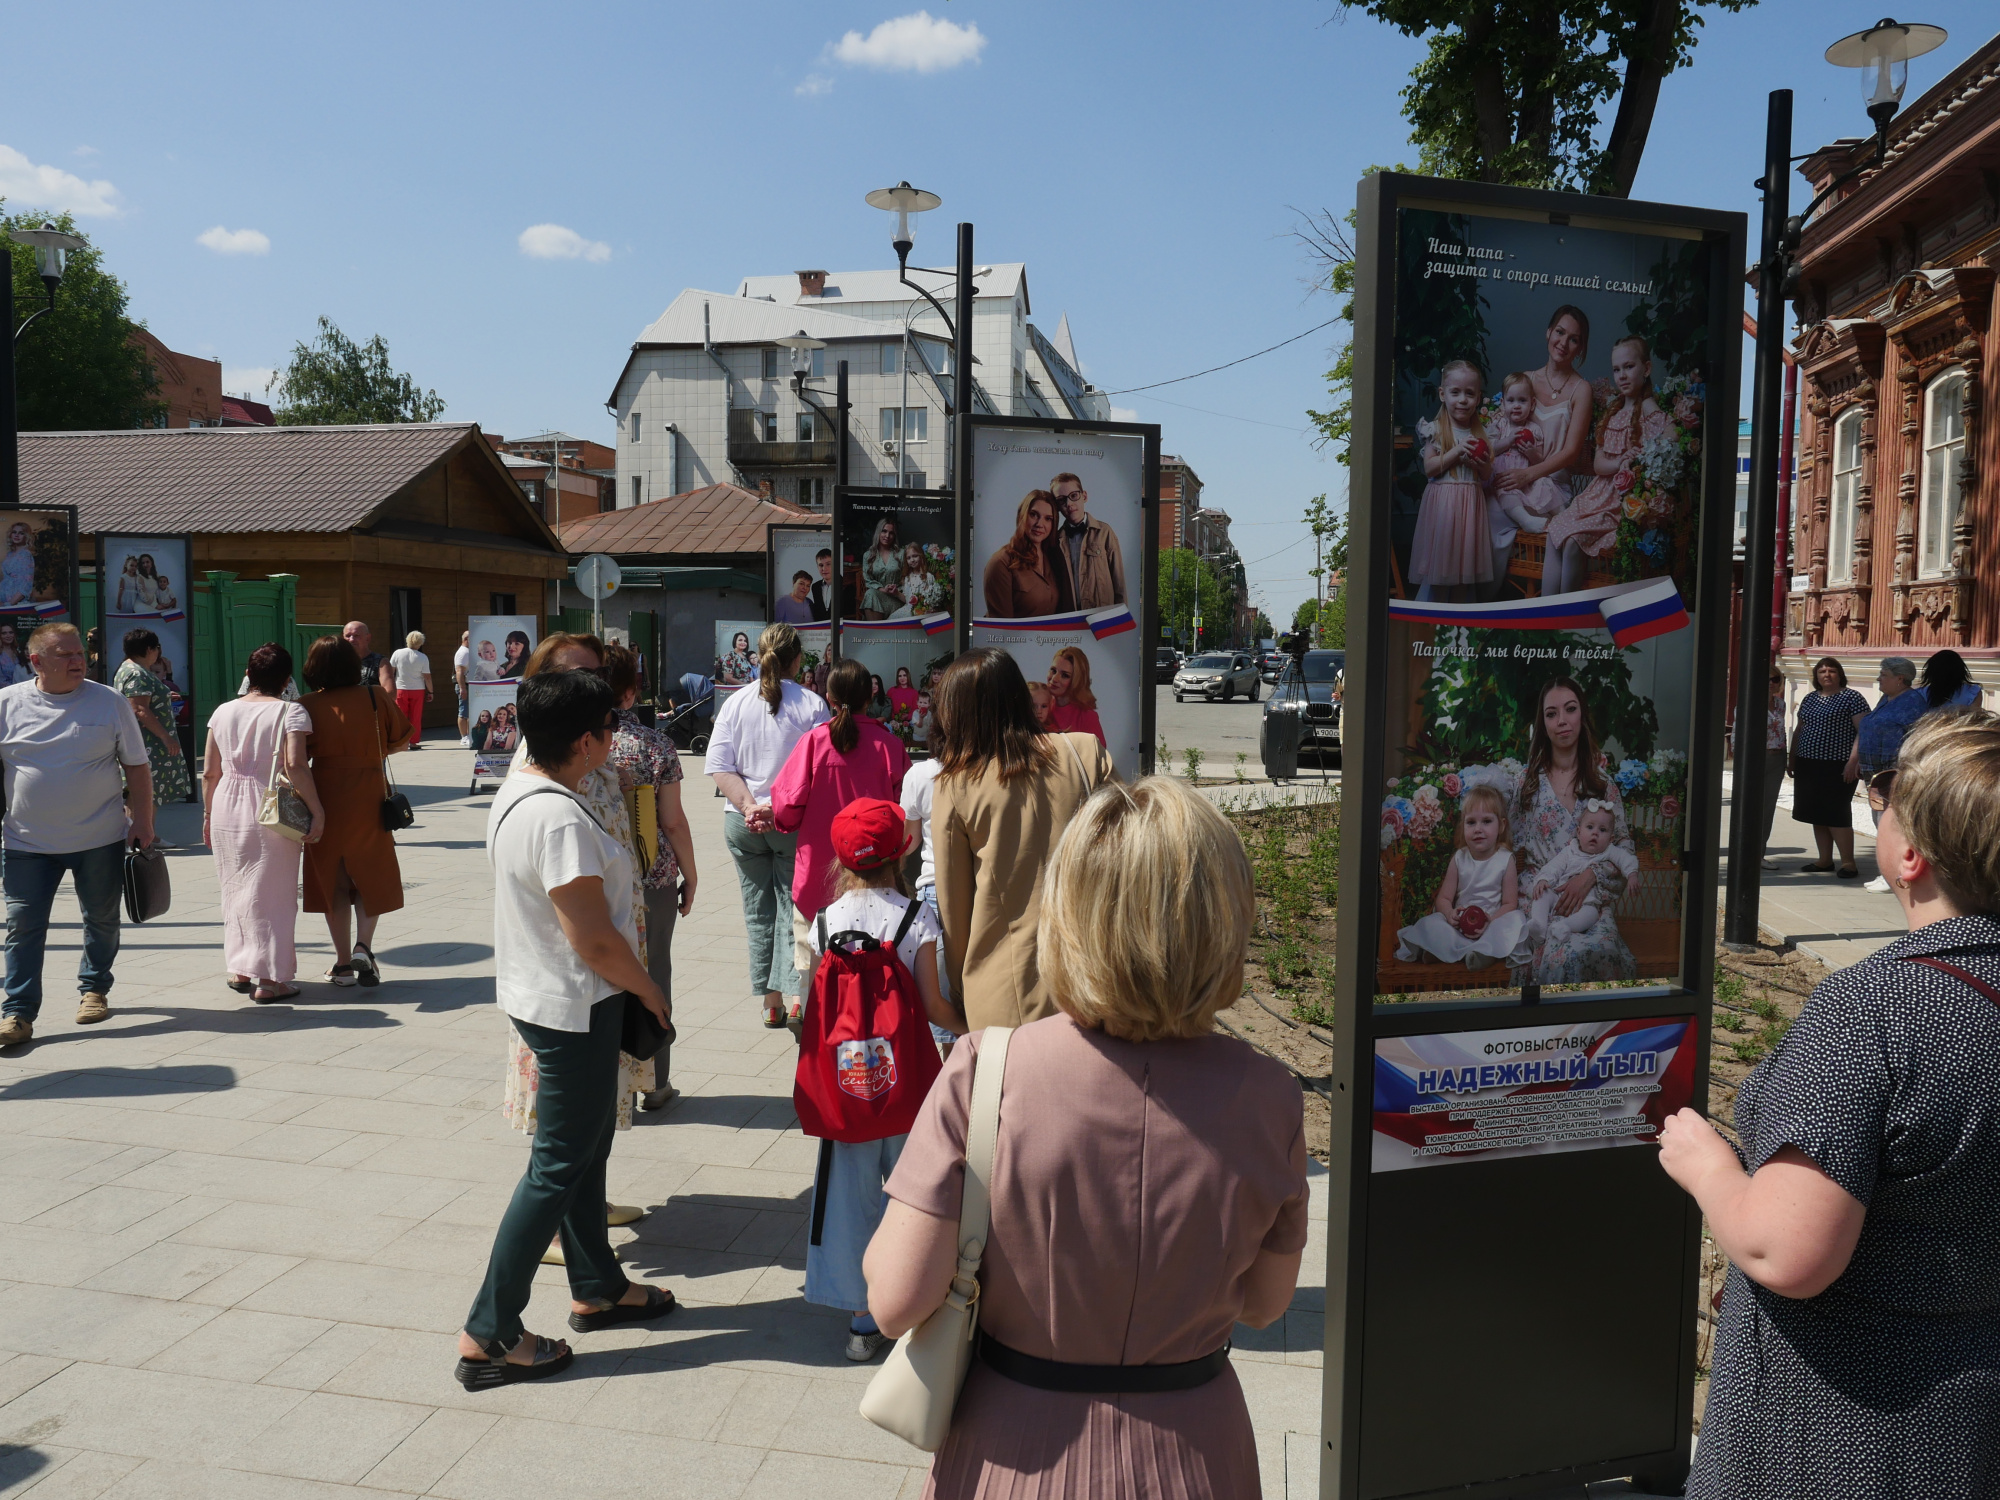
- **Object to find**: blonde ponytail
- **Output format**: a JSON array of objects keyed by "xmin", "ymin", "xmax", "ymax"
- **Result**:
[{"xmin": 758, "ymin": 622, "xmax": 802, "ymax": 715}]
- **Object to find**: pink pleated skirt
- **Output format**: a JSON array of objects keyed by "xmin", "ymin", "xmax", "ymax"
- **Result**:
[
  {"xmin": 1543, "ymin": 477, "xmax": 1622, "ymax": 558},
  {"xmin": 1408, "ymin": 479, "xmax": 1492, "ymax": 585},
  {"xmin": 924, "ymin": 1360, "xmax": 1261, "ymax": 1500}
]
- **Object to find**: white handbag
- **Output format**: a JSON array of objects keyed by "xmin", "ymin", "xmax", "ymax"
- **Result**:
[{"xmin": 859, "ymin": 1024, "xmax": 1012, "ymax": 1452}]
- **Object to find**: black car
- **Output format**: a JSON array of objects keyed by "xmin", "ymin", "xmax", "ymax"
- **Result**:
[
  {"xmin": 1259, "ymin": 650, "xmax": 1287, "ymax": 683},
  {"xmin": 1264, "ymin": 649, "xmax": 1346, "ymax": 758},
  {"xmin": 1155, "ymin": 647, "xmax": 1181, "ymax": 684}
]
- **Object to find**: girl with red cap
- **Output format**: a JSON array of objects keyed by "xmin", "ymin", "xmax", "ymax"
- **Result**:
[{"xmin": 802, "ymin": 795, "xmax": 961, "ymax": 1363}]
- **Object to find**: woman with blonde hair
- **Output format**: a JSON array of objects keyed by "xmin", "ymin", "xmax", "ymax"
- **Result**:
[
  {"xmin": 980, "ymin": 491, "xmax": 1066, "ymax": 618},
  {"xmin": 389, "ymin": 630, "xmax": 432, "ymax": 748},
  {"xmin": 861, "ymin": 517, "xmax": 904, "ymax": 619},
  {"xmin": 706, "ymin": 622, "xmax": 829, "ymax": 1026},
  {"xmin": 867, "ymin": 776, "xmax": 1308, "ymax": 1496},
  {"xmin": 932, "ymin": 647, "xmax": 1115, "ymax": 1028},
  {"xmin": 1662, "ymin": 709, "xmax": 2000, "ymax": 1497},
  {"xmin": 1044, "ymin": 645, "xmax": 1105, "ymax": 745}
]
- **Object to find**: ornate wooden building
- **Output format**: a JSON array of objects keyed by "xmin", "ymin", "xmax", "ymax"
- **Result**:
[{"xmin": 1787, "ymin": 31, "xmax": 2000, "ymax": 684}]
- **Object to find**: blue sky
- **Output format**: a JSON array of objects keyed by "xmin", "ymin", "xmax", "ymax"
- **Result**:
[{"xmin": 5, "ymin": 0, "xmax": 1994, "ymax": 623}]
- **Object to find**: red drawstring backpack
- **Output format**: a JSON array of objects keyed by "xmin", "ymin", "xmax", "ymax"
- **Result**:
[{"xmin": 794, "ymin": 900, "xmax": 941, "ymax": 1143}]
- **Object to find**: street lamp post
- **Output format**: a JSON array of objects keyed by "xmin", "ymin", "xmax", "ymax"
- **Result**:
[
  {"xmin": 865, "ymin": 183, "xmax": 977, "ymax": 643},
  {"xmin": 1724, "ymin": 17, "xmax": 1946, "ymax": 949},
  {"xmin": 2, "ymin": 222, "xmax": 87, "ymax": 513}
]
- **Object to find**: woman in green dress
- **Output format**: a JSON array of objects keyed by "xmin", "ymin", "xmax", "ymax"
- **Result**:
[
  {"xmin": 113, "ymin": 628, "xmax": 192, "ymax": 806},
  {"xmin": 859, "ymin": 518, "xmax": 904, "ymax": 619}
]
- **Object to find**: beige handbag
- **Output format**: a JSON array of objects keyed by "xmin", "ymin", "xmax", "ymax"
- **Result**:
[
  {"xmin": 255, "ymin": 705, "xmax": 313, "ymax": 842},
  {"xmin": 859, "ymin": 1024, "xmax": 1013, "ymax": 1452}
]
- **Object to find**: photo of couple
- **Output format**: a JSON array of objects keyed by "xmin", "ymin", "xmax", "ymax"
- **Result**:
[
  {"xmin": 1389, "ymin": 208, "xmax": 1711, "ymax": 610},
  {"xmin": 836, "ymin": 495, "xmax": 954, "ymax": 622},
  {"xmin": 980, "ymin": 471, "xmax": 1127, "ymax": 619},
  {"xmin": 768, "ymin": 523, "xmax": 833, "ymax": 625}
]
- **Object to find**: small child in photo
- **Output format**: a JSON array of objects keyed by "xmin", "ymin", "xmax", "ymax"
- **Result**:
[
  {"xmin": 1409, "ymin": 360, "xmax": 1494, "ymax": 601},
  {"xmin": 1394, "ymin": 784, "xmax": 1528, "ymax": 969},
  {"xmin": 1027, "ymin": 681, "xmax": 1053, "ymax": 729},
  {"xmin": 153, "ymin": 574, "xmax": 177, "ymax": 610},
  {"xmin": 1524, "ymin": 800, "xmax": 1640, "ymax": 945},
  {"xmin": 1486, "ymin": 373, "xmax": 1554, "ymax": 537}
]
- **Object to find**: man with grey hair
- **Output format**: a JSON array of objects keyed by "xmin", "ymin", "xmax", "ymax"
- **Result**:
[
  {"xmin": 342, "ymin": 620, "xmax": 396, "ymax": 696},
  {"xmin": 1851, "ymin": 656, "xmax": 1923, "ymax": 892}
]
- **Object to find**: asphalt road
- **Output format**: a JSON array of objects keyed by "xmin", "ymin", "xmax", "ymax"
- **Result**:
[{"xmin": 1150, "ymin": 680, "xmax": 1343, "ymax": 780}]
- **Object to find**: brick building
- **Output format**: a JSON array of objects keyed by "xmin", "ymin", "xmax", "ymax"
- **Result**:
[
  {"xmin": 1158, "ymin": 454, "xmax": 1204, "ymax": 552},
  {"xmin": 1785, "ymin": 29, "xmax": 2000, "ymax": 698}
]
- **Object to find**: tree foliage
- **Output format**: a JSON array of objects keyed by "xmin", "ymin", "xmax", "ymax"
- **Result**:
[
  {"xmin": 1294, "ymin": 593, "xmax": 1348, "ymax": 649},
  {"xmin": 1336, "ymin": 0, "xmax": 1756, "ymax": 197},
  {"xmin": 271, "ymin": 316, "xmax": 445, "ymax": 425},
  {"xmin": 1413, "ymin": 627, "xmax": 1658, "ymax": 766},
  {"xmin": 5, "ymin": 207, "xmax": 163, "ymax": 431},
  {"xmin": 1251, "ymin": 609, "xmax": 1276, "ymax": 642},
  {"xmin": 1158, "ymin": 548, "xmax": 1237, "ymax": 649}
]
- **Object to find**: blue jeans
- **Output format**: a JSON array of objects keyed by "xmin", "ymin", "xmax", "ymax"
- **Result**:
[
  {"xmin": 3, "ymin": 841, "xmax": 125, "ymax": 1022},
  {"xmin": 723, "ymin": 817, "xmax": 798, "ymax": 999}
]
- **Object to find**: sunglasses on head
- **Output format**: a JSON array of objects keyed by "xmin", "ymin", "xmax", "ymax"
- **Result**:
[{"xmin": 1867, "ymin": 768, "xmax": 1897, "ymax": 813}]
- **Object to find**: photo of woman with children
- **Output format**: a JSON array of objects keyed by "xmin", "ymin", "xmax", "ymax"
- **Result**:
[{"xmin": 1391, "ymin": 209, "xmax": 1710, "ymax": 607}]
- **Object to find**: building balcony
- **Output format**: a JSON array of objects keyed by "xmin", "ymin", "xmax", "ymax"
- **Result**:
[{"xmin": 726, "ymin": 410, "xmax": 838, "ymax": 468}]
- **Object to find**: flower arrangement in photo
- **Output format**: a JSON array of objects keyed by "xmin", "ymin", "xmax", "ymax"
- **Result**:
[
  {"xmin": 1613, "ymin": 747, "xmax": 1689, "ymax": 866},
  {"xmin": 917, "ymin": 543, "xmax": 955, "ymax": 613},
  {"xmin": 1611, "ymin": 371, "xmax": 1705, "ymax": 593}
]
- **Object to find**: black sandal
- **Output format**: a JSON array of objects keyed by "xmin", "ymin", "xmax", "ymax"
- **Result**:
[
  {"xmin": 1801, "ymin": 860, "xmax": 1835, "ymax": 873},
  {"xmin": 455, "ymin": 1332, "xmax": 572, "ymax": 1391},
  {"xmin": 353, "ymin": 945, "xmax": 381, "ymax": 988},
  {"xmin": 568, "ymin": 1284, "xmax": 676, "ymax": 1333},
  {"xmin": 1837, "ymin": 864, "xmax": 1860, "ymax": 879}
]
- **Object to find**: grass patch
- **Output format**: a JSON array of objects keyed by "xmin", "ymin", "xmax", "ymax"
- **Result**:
[{"xmin": 1228, "ymin": 792, "xmax": 1340, "ymax": 1027}]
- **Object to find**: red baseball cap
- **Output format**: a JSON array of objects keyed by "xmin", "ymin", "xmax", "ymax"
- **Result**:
[{"xmin": 830, "ymin": 798, "xmax": 911, "ymax": 871}]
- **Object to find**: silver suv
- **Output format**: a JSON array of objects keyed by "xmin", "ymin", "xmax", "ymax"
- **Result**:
[{"xmin": 1174, "ymin": 652, "xmax": 1261, "ymax": 703}]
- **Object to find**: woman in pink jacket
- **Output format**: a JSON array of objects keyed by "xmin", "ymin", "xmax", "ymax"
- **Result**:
[{"xmin": 770, "ymin": 657, "xmax": 909, "ymax": 1013}]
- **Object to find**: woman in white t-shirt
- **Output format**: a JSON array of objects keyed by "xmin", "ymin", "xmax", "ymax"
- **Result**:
[
  {"xmin": 457, "ymin": 670, "xmax": 677, "ymax": 1391},
  {"xmin": 389, "ymin": 632, "xmax": 432, "ymax": 751},
  {"xmin": 801, "ymin": 797, "xmax": 962, "ymax": 1365}
]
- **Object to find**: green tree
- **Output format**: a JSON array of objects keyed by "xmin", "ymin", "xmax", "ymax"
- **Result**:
[
  {"xmin": 1251, "ymin": 609, "xmax": 1275, "ymax": 642},
  {"xmin": 5, "ymin": 207, "xmax": 163, "ymax": 430},
  {"xmin": 1335, "ymin": 0, "xmax": 1756, "ymax": 196},
  {"xmin": 1293, "ymin": 592, "xmax": 1349, "ymax": 649},
  {"xmin": 1158, "ymin": 548, "xmax": 1233, "ymax": 651},
  {"xmin": 271, "ymin": 316, "xmax": 445, "ymax": 425}
]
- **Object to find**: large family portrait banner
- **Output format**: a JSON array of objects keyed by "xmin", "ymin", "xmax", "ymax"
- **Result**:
[
  {"xmin": 466, "ymin": 613, "xmax": 538, "ymax": 787},
  {"xmin": 1323, "ymin": 172, "xmax": 1744, "ymax": 1500},
  {"xmin": 967, "ymin": 418, "xmax": 1159, "ymax": 781}
]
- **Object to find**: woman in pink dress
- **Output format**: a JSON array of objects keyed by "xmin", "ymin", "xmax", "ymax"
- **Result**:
[
  {"xmin": 866, "ymin": 776, "xmax": 1307, "ymax": 1499},
  {"xmin": 202, "ymin": 643, "xmax": 323, "ymax": 1002},
  {"xmin": 1043, "ymin": 646, "xmax": 1106, "ymax": 746},
  {"xmin": 1543, "ymin": 335, "xmax": 1667, "ymax": 596}
]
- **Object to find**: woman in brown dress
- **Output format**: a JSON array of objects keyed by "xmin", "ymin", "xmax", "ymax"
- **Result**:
[
  {"xmin": 299, "ymin": 635, "xmax": 411, "ymax": 987},
  {"xmin": 980, "ymin": 491, "xmax": 1066, "ymax": 619},
  {"xmin": 868, "ymin": 776, "xmax": 1308, "ymax": 1499}
]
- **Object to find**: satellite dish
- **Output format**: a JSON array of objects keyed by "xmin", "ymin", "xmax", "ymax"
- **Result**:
[{"xmin": 575, "ymin": 553, "xmax": 623, "ymax": 601}]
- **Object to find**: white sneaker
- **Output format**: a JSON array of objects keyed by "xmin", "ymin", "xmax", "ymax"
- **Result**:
[
  {"xmin": 458, "ymin": 736, "xmax": 471, "ymax": 748},
  {"xmin": 844, "ymin": 1331, "xmax": 887, "ymax": 1363},
  {"xmin": 1864, "ymin": 875, "xmax": 1891, "ymax": 894}
]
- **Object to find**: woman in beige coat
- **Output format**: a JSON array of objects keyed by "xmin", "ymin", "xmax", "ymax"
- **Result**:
[{"xmin": 931, "ymin": 648, "xmax": 1115, "ymax": 1029}]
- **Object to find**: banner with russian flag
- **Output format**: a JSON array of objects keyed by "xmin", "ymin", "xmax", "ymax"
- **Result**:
[
  {"xmin": 1371, "ymin": 1015, "xmax": 1698, "ymax": 1172},
  {"xmin": 1387, "ymin": 578, "xmax": 1690, "ymax": 643},
  {"xmin": 31, "ymin": 600, "xmax": 64, "ymax": 618}
]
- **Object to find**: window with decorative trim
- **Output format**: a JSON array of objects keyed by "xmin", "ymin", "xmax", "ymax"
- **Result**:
[
  {"xmin": 1828, "ymin": 409, "xmax": 1862, "ymax": 584},
  {"xmin": 1918, "ymin": 371, "xmax": 1967, "ymax": 578}
]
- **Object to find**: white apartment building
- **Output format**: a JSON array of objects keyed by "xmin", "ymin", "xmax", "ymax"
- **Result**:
[{"xmin": 605, "ymin": 264, "xmax": 1110, "ymax": 512}]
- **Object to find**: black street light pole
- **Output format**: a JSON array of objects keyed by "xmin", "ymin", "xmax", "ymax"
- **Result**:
[
  {"xmin": 1724, "ymin": 90, "xmax": 1792, "ymax": 950},
  {"xmin": 3, "ymin": 223, "xmax": 85, "ymax": 513},
  {"xmin": 952, "ymin": 222, "xmax": 974, "ymax": 650}
]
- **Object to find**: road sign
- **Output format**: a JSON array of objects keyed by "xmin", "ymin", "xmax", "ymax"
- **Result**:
[{"xmin": 576, "ymin": 554, "xmax": 622, "ymax": 601}]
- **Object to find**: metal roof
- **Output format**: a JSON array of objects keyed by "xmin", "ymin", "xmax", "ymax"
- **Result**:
[
  {"xmin": 635, "ymin": 290, "xmax": 894, "ymax": 347},
  {"xmin": 735, "ymin": 264, "xmax": 1028, "ymax": 311},
  {"xmin": 556, "ymin": 483, "xmax": 818, "ymax": 558},
  {"xmin": 16, "ymin": 423, "xmax": 555, "ymax": 545}
]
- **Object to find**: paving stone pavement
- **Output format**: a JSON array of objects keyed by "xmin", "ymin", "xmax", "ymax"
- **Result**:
[{"xmin": 0, "ymin": 740, "xmax": 1328, "ymax": 1499}]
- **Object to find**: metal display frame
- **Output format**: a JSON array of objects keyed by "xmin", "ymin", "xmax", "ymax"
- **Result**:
[
  {"xmin": 1323, "ymin": 173, "xmax": 1745, "ymax": 1499},
  {"xmin": 3, "ymin": 502, "xmax": 81, "ymax": 638},
  {"xmin": 964, "ymin": 414, "xmax": 1161, "ymax": 775}
]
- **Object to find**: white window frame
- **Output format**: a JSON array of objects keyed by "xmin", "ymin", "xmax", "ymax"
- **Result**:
[
  {"xmin": 879, "ymin": 407, "xmax": 901, "ymax": 443},
  {"xmin": 760, "ymin": 411, "xmax": 778, "ymax": 443},
  {"xmin": 629, "ymin": 410, "xmax": 642, "ymax": 443},
  {"xmin": 880, "ymin": 343, "xmax": 900, "ymax": 376},
  {"xmin": 761, "ymin": 347, "xmax": 779, "ymax": 380},
  {"xmin": 1918, "ymin": 370, "xmax": 1968, "ymax": 578},
  {"xmin": 1828, "ymin": 409, "xmax": 1862, "ymax": 585},
  {"xmin": 903, "ymin": 407, "xmax": 927, "ymax": 443},
  {"xmin": 797, "ymin": 411, "xmax": 818, "ymax": 442},
  {"xmin": 630, "ymin": 475, "xmax": 642, "ymax": 507}
]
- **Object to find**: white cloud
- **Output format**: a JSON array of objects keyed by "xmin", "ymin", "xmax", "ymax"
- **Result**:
[
  {"xmin": 1110, "ymin": 406, "xmax": 1138, "ymax": 423},
  {"xmin": 829, "ymin": 11, "xmax": 985, "ymax": 72},
  {"xmin": 0, "ymin": 144, "xmax": 120, "ymax": 217},
  {"xmin": 223, "ymin": 366, "xmax": 277, "ymax": 398},
  {"xmin": 197, "ymin": 225, "xmax": 270, "ymax": 255},
  {"xmin": 73, "ymin": 145, "xmax": 100, "ymax": 158},
  {"xmin": 518, "ymin": 223, "xmax": 611, "ymax": 263},
  {"xmin": 796, "ymin": 73, "xmax": 834, "ymax": 98}
]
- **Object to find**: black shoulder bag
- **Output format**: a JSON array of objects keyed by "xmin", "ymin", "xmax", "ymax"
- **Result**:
[
  {"xmin": 368, "ymin": 686, "xmax": 416, "ymax": 831},
  {"xmin": 492, "ymin": 782, "xmax": 673, "ymax": 1061}
]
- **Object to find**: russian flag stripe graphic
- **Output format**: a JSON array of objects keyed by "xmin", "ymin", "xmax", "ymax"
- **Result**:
[
  {"xmin": 1597, "ymin": 578, "xmax": 1690, "ymax": 646},
  {"xmin": 1387, "ymin": 577, "xmax": 1690, "ymax": 645}
]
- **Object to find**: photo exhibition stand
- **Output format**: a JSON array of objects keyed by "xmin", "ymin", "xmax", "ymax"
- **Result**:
[{"xmin": 1323, "ymin": 173, "xmax": 1746, "ymax": 1499}]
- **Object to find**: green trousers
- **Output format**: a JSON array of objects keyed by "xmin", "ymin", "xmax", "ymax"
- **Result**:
[{"xmin": 465, "ymin": 994, "xmax": 629, "ymax": 1347}]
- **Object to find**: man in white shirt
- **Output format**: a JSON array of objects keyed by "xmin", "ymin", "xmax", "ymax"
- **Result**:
[
  {"xmin": 454, "ymin": 630, "xmax": 472, "ymax": 746},
  {"xmin": 704, "ymin": 641, "xmax": 829, "ymax": 1026},
  {"xmin": 0, "ymin": 624, "xmax": 156, "ymax": 1046}
]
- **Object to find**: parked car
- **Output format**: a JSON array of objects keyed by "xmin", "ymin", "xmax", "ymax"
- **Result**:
[
  {"xmin": 1265, "ymin": 649, "xmax": 1346, "ymax": 760},
  {"xmin": 1174, "ymin": 652, "xmax": 1261, "ymax": 703},
  {"xmin": 1155, "ymin": 647, "xmax": 1182, "ymax": 684}
]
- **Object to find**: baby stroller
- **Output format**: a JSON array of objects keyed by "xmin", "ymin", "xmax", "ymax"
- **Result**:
[{"xmin": 661, "ymin": 673, "xmax": 715, "ymax": 755}]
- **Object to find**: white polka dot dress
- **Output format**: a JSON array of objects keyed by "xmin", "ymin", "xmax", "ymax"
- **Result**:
[{"xmin": 1689, "ymin": 914, "xmax": 2000, "ymax": 1500}]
